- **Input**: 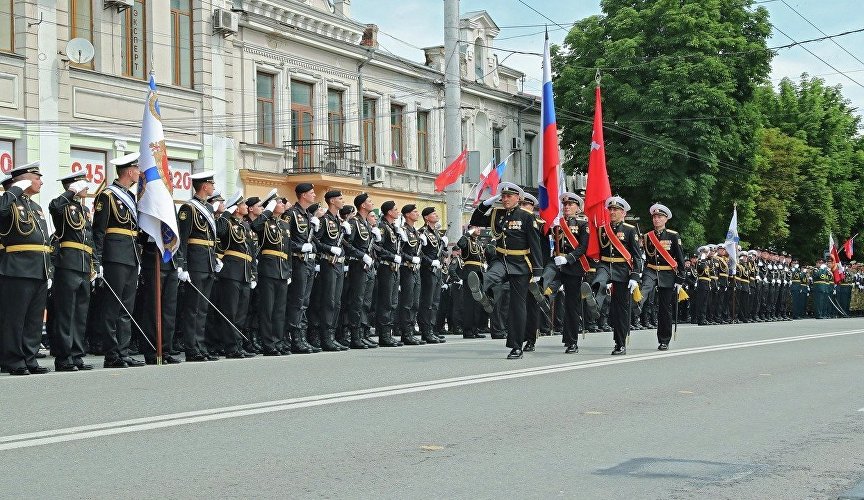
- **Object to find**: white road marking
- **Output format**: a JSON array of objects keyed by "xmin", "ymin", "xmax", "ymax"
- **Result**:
[{"xmin": 1, "ymin": 328, "xmax": 861, "ymax": 451}]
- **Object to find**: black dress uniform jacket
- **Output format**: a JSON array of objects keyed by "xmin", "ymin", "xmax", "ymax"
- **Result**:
[
  {"xmin": 469, "ymin": 205, "xmax": 543, "ymax": 277},
  {"xmin": 92, "ymin": 182, "xmax": 141, "ymax": 268},
  {"xmin": 254, "ymin": 212, "xmax": 292, "ymax": 280},
  {"xmin": 555, "ymin": 215, "xmax": 590, "ymax": 276},
  {"xmin": 642, "ymin": 228, "xmax": 685, "ymax": 288},
  {"xmin": 49, "ymin": 191, "xmax": 93, "ymax": 275},
  {"xmin": 177, "ymin": 197, "xmax": 217, "ymax": 273},
  {"xmin": 598, "ymin": 221, "xmax": 643, "ymax": 282}
]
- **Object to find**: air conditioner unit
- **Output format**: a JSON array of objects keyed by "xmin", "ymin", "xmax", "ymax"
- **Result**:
[
  {"xmin": 213, "ymin": 8, "xmax": 239, "ymax": 36},
  {"xmin": 369, "ymin": 165, "xmax": 385, "ymax": 182},
  {"xmin": 104, "ymin": 0, "xmax": 134, "ymax": 11},
  {"xmin": 511, "ymin": 137, "xmax": 523, "ymax": 151}
]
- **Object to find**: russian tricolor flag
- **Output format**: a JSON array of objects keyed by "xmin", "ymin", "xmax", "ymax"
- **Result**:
[
  {"xmin": 474, "ymin": 153, "xmax": 512, "ymax": 205},
  {"xmin": 537, "ymin": 31, "xmax": 563, "ymax": 233}
]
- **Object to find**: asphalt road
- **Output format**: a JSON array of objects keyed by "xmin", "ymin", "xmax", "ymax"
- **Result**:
[{"xmin": 1, "ymin": 318, "xmax": 863, "ymax": 499}]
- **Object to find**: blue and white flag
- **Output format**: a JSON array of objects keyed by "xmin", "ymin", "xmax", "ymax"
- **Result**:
[
  {"xmin": 137, "ymin": 74, "xmax": 180, "ymax": 262},
  {"xmin": 724, "ymin": 206, "xmax": 739, "ymax": 275}
]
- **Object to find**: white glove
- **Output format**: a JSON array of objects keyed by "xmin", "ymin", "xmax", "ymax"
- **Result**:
[
  {"xmin": 441, "ymin": 236, "xmax": 448, "ymax": 246},
  {"xmin": 394, "ymin": 255, "xmax": 403, "ymax": 265},
  {"xmin": 11, "ymin": 179, "xmax": 32, "ymax": 191},
  {"xmin": 432, "ymin": 259, "xmax": 441, "ymax": 269},
  {"xmin": 397, "ymin": 228, "xmax": 408, "ymax": 242},
  {"xmin": 314, "ymin": 264, "xmax": 320, "ymax": 272},
  {"xmin": 250, "ymin": 280, "xmax": 257, "ymax": 290},
  {"xmin": 96, "ymin": 265, "xmax": 104, "ymax": 279},
  {"xmin": 46, "ymin": 278, "xmax": 53, "ymax": 290},
  {"xmin": 362, "ymin": 254, "xmax": 373, "ymax": 266},
  {"xmin": 301, "ymin": 242, "xmax": 313, "ymax": 253},
  {"xmin": 606, "ymin": 283, "xmax": 613, "ymax": 293},
  {"xmin": 530, "ymin": 276, "xmax": 540, "ymax": 283},
  {"xmin": 411, "ymin": 256, "xmax": 421, "ymax": 264},
  {"xmin": 177, "ymin": 268, "xmax": 190, "ymax": 283},
  {"xmin": 628, "ymin": 279, "xmax": 638, "ymax": 293},
  {"xmin": 674, "ymin": 283, "xmax": 683, "ymax": 293},
  {"xmin": 69, "ymin": 180, "xmax": 89, "ymax": 194},
  {"xmin": 344, "ymin": 265, "xmax": 349, "ymax": 272},
  {"xmin": 212, "ymin": 202, "xmax": 222, "ymax": 213},
  {"xmin": 419, "ymin": 233, "xmax": 428, "ymax": 245},
  {"xmin": 310, "ymin": 216, "xmax": 320, "ymax": 230},
  {"xmin": 467, "ymin": 227, "xmax": 479, "ymax": 236},
  {"xmin": 264, "ymin": 200, "xmax": 277, "ymax": 213},
  {"xmin": 287, "ymin": 278, "xmax": 292, "ymax": 285},
  {"xmin": 330, "ymin": 246, "xmax": 342, "ymax": 256},
  {"xmin": 442, "ymin": 284, "xmax": 449, "ymax": 290},
  {"xmin": 482, "ymin": 194, "xmax": 501, "ymax": 206},
  {"xmin": 482, "ymin": 263, "xmax": 488, "ymax": 271},
  {"xmin": 214, "ymin": 259, "xmax": 224, "ymax": 273},
  {"xmin": 554, "ymin": 255, "xmax": 568, "ymax": 266},
  {"xmin": 341, "ymin": 221, "xmax": 352, "ymax": 234},
  {"xmin": 371, "ymin": 227, "xmax": 382, "ymax": 241}
]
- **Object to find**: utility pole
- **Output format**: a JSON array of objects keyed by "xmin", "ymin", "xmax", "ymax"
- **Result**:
[{"xmin": 444, "ymin": 0, "xmax": 462, "ymax": 242}]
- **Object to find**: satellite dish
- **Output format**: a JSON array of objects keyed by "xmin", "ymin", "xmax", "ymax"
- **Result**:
[{"xmin": 65, "ymin": 38, "xmax": 95, "ymax": 64}]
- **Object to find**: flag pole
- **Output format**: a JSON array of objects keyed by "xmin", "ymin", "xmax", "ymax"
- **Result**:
[{"xmin": 155, "ymin": 252, "xmax": 162, "ymax": 365}]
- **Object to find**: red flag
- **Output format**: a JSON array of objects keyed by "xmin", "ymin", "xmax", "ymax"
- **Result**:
[
  {"xmin": 583, "ymin": 86, "xmax": 611, "ymax": 260},
  {"xmin": 434, "ymin": 149, "xmax": 468, "ymax": 192},
  {"xmin": 842, "ymin": 236, "xmax": 854, "ymax": 259}
]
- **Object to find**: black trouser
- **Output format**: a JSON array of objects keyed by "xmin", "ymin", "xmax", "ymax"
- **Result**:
[
  {"xmin": 98, "ymin": 262, "xmax": 138, "ymax": 361},
  {"xmin": 138, "ymin": 265, "xmax": 178, "ymax": 359},
  {"xmin": 309, "ymin": 260, "xmax": 343, "ymax": 340},
  {"xmin": 436, "ymin": 284, "xmax": 450, "ymax": 332},
  {"xmin": 655, "ymin": 287, "xmax": 675, "ymax": 345},
  {"xmin": 491, "ymin": 283, "xmax": 510, "ymax": 337},
  {"xmin": 0, "ymin": 276, "xmax": 47, "ymax": 370},
  {"xmin": 608, "ymin": 281, "xmax": 631, "ymax": 349},
  {"xmin": 49, "ymin": 268, "xmax": 90, "ymax": 367},
  {"xmin": 693, "ymin": 280, "xmax": 710, "ymax": 324},
  {"xmin": 561, "ymin": 273, "xmax": 584, "ymax": 347},
  {"xmin": 345, "ymin": 261, "xmax": 369, "ymax": 331},
  {"xmin": 525, "ymin": 292, "xmax": 542, "ymax": 346},
  {"xmin": 361, "ymin": 267, "xmax": 376, "ymax": 333},
  {"xmin": 398, "ymin": 267, "xmax": 420, "ymax": 337},
  {"xmin": 483, "ymin": 260, "xmax": 529, "ymax": 350},
  {"xmin": 286, "ymin": 257, "xmax": 315, "ymax": 341},
  {"xmin": 180, "ymin": 270, "xmax": 215, "ymax": 356},
  {"xmin": 461, "ymin": 267, "xmax": 483, "ymax": 334},
  {"xmin": 215, "ymin": 277, "xmax": 253, "ymax": 353},
  {"xmin": 257, "ymin": 276, "xmax": 287, "ymax": 353},
  {"xmin": 418, "ymin": 266, "xmax": 442, "ymax": 336},
  {"xmin": 375, "ymin": 264, "xmax": 399, "ymax": 338},
  {"xmin": 736, "ymin": 287, "xmax": 750, "ymax": 322}
]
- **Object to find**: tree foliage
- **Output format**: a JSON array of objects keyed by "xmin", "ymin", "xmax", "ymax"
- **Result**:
[{"xmin": 552, "ymin": 1, "xmax": 864, "ymax": 261}]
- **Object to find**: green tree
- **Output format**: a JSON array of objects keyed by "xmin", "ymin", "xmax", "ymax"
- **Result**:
[{"xmin": 553, "ymin": 0, "xmax": 773, "ymax": 250}]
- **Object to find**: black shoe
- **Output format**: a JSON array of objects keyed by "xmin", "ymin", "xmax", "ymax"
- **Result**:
[
  {"xmin": 28, "ymin": 365, "xmax": 50, "ymax": 374},
  {"xmin": 467, "ymin": 272, "xmax": 494, "ymax": 314},
  {"xmin": 224, "ymin": 351, "xmax": 246, "ymax": 359},
  {"xmin": 658, "ymin": 343, "xmax": 669, "ymax": 351},
  {"xmin": 378, "ymin": 339, "xmax": 403, "ymax": 347},
  {"xmin": 163, "ymin": 355, "xmax": 182, "ymax": 364},
  {"xmin": 490, "ymin": 333, "xmax": 507, "ymax": 340},
  {"xmin": 74, "ymin": 362, "xmax": 94, "ymax": 371},
  {"xmin": 55, "ymin": 363, "xmax": 79, "ymax": 372},
  {"xmin": 261, "ymin": 349, "xmax": 281, "ymax": 356},
  {"xmin": 523, "ymin": 343, "xmax": 535, "ymax": 352},
  {"xmin": 507, "ymin": 348, "xmax": 523, "ymax": 359},
  {"xmin": 421, "ymin": 335, "xmax": 441, "ymax": 344},
  {"xmin": 35, "ymin": 352, "xmax": 47, "ymax": 359},
  {"xmin": 9, "ymin": 367, "xmax": 30, "ymax": 376},
  {"xmin": 103, "ymin": 358, "xmax": 129, "ymax": 368},
  {"xmin": 611, "ymin": 347, "xmax": 626, "ymax": 355},
  {"xmin": 122, "ymin": 357, "xmax": 146, "ymax": 367},
  {"xmin": 401, "ymin": 336, "xmax": 421, "ymax": 346},
  {"xmin": 204, "ymin": 354, "xmax": 220, "ymax": 361},
  {"xmin": 185, "ymin": 353, "xmax": 208, "ymax": 362},
  {"xmin": 564, "ymin": 344, "xmax": 579, "ymax": 354}
]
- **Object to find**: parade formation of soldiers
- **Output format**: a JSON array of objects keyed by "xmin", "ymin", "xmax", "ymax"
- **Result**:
[{"xmin": 1, "ymin": 158, "xmax": 862, "ymax": 374}]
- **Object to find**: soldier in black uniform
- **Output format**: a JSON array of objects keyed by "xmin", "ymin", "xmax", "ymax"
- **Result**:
[
  {"xmin": 374, "ymin": 201, "xmax": 404, "ymax": 347},
  {"xmin": 593, "ymin": 196, "xmax": 643, "ymax": 355},
  {"xmin": 734, "ymin": 253, "xmax": 751, "ymax": 323},
  {"xmin": 93, "ymin": 153, "xmax": 145, "ymax": 368},
  {"xmin": 48, "ymin": 171, "xmax": 95, "ymax": 371},
  {"xmin": 467, "ymin": 182, "xmax": 544, "ymax": 359},
  {"xmin": 639, "ymin": 203, "xmax": 685, "ymax": 350},
  {"xmin": 0, "ymin": 163, "xmax": 53, "ymax": 375},
  {"xmin": 544, "ymin": 192, "xmax": 591, "ymax": 353},
  {"xmin": 283, "ymin": 183, "xmax": 319, "ymax": 354},
  {"xmin": 362, "ymin": 210, "xmax": 381, "ymax": 346},
  {"xmin": 176, "ymin": 171, "xmax": 220, "ymax": 362},
  {"xmin": 216, "ymin": 191, "xmax": 259, "ymax": 357},
  {"xmin": 309, "ymin": 190, "xmax": 349, "ymax": 352},
  {"xmin": 343, "ymin": 193, "xmax": 377, "ymax": 349},
  {"xmin": 397, "ymin": 204, "xmax": 424, "ymax": 345},
  {"xmin": 457, "ymin": 226, "xmax": 487, "ymax": 339},
  {"xmin": 417, "ymin": 207, "xmax": 446, "ymax": 344},
  {"xmin": 250, "ymin": 194, "xmax": 292, "ymax": 356},
  {"xmin": 693, "ymin": 245, "xmax": 713, "ymax": 325},
  {"xmin": 519, "ymin": 193, "xmax": 548, "ymax": 352}
]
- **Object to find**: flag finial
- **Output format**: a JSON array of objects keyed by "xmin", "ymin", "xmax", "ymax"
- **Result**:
[{"xmin": 595, "ymin": 68, "xmax": 602, "ymax": 86}]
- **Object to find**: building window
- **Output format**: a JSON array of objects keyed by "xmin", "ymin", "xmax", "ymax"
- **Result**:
[
  {"xmin": 170, "ymin": 0, "xmax": 192, "ymax": 87},
  {"xmin": 524, "ymin": 134, "xmax": 535, "ymax": 185},
  {"xmin": 0, "ymin": 1, "xmax": 12, "ymax": 53},
  {"xmin": 417, "ymin": 111, "xmax": 429, "ymax": 172},
  {"xmin": 362, "ymin": 97, "xmax": 376, "ymax": 163},
  {"xmin": 256, "ymin": 72, "xmax": 275, "ymax": 146},
  {"xmin": 121, "ymin": 0, "xmax": 147, "ymax": 79},
  {"xmin": 492, "ymin": 128, "xmax": 502, "ymax": 166},
  {"xmin": 474, "ymin": 38, "xmax": 484, "ymax": 82},
  {"xmin": 328, "ymin": 89, "xmax": 344, "ymax": 145},
  {"xmin": 291, "ymin": 81, "xmax": 314, "ymax": 170},
  {"xmin": 70, "ymin": 0, "xmax": 93, "ymax": 68},
  {"xmin": 390, "ymin": 104, "xmax": 404, "ymax": 167}
]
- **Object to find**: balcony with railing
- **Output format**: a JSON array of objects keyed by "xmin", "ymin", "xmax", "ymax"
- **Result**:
[{"xmin": 283, "ymin": 139, "xmax": 363, "ymax": 177}]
